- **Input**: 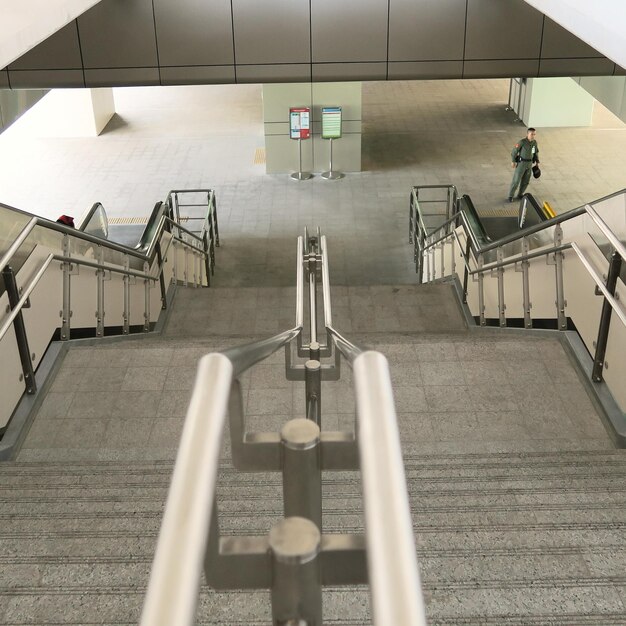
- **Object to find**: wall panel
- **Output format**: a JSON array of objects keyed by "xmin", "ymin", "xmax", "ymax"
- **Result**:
[
  {"xmin": 160, "ymin": 66, "xmax": 235, "ymax": 86},
  {"xmin": 78, "ymin": 0, "xmax": 158, "ymax": 68},
  {"xmin": 539, "ymin": 58, "xmax": 615, "ymax": 77},
  {"xmin": 311, "ymin": 0, "xmax": 388, "ymax": 63},
  {"xmin": 388, "ymin": 0, "xmax": 466, "ymax": 62},
  {"xmin": 233, "ymin": 0, "xmax": 310, "ymax": 65},
  {"xmin": 388, "ymin": 61, "xmax": 463, "ymax": 80},
  {"xmin": 2, "ymin": 0, "xmax": 619, "ymax": 88},
  {"xmin": 237, "ymin": 65, "xmax": 311, "ymax": 84},
  {"xmin": 463, "ymin": 59, "xmax": 540, "ymax": 79},
  {"xmin": 0, "ymin": 70, "xmax": 9, "ymax": 89},
  {"xmin": 465, "ymin": 0, "xmax": 543, "ymax": 60},
  {"xmin": 154, "ymin": 0, "xmax": 233, "ymax": 66},
  {"xmin": 541, "ymin": 18, "xmax": 604, "ymax": 59},
  {"xmin": 9, "ymin": 23, "xmax": 82, "ymax": 70},
  {"xmin": 312, "ymin": 63, "xmax": 386, "ymax": 81},
  {"xmin": 9, "ymin": 70, "xmax": 84, "ymax": 89},
  {"xmin": 84, "ymin": 68, "xmax": 160, "ymax": 88}
]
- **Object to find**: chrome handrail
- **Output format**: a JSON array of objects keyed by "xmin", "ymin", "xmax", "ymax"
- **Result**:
[
  {"xmin": 0, "ymin": 216, "xmax": 38, "ymax": 271},
  {"xmin": 222, "ymin": 327, "xmax": 302, "ymax": 378},
  {"xmin": 140, "ymin": 353, "xmax": 234, "ymax": 626},
  {"xmin": 0, "ymin": 254, "xmax": 54, "ymax": 342},
  {"xmin": 571, "ymin": 242, "xmax": 626, "ymax": 327},
  {"xmin": 585, "ymin": 204, "xmax": 626, "ymax": 262},
  {"xmin": 296, "ymin": 235, "xmax": 304, "ymax": 328},
  {"xmin": 142, "ymin": 231, "xmax": 425, "ymax": 626},
  {"xmin": 321, "ymin": 235, "xmax": 333, "ymax": 328},
  {"xmin": 355, "ymin": 350, "xmax": 427, "ymax": 625}
]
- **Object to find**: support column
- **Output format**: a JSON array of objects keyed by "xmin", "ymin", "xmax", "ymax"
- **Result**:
[
  {"xmin": 3, "ymin": 87, "xmax": 115, "ymax": 136},
  {"xmin": 512, "ymin": 77, "xmax": 594, "ymax": 128}
]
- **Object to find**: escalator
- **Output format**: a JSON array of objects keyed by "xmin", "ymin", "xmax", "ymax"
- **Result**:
[
  {"xmin": 458, "ymin": 193, "xmax": 553, "ymax": 263},
  {"xmin": 464, "ymin": 193, "xmax": 551, "ymax": 242},
  {"xmin": 79, "ymin": 200, "xmax": 170, "ymax": 253}
]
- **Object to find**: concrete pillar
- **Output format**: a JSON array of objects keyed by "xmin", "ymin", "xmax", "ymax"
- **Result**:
[
  {"xmin": 5, "ymin": 87, "xmax": 115, "ymax": 137},
  {"xmin": 517, "ymin": 77, "xmax": 594, "ymax": 128},
  {"xmin": 576, "ymin": 76, "xmax": 626, "ymax": 124},
  {"xmin": 262, "ymin": 82, "xmax": 362, "ymax": 174}
]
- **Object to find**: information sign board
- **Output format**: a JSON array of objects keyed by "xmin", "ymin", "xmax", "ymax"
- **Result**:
[
  {"xmin": 289, "ymin": 107, "xmax": 310, "ymax": 140},
  {"xmin": 321, "ymin": 106, "xmax": 342, "ymax": 139}
]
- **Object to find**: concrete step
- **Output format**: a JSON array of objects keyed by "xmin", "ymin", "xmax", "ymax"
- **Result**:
[{"xmin": 1, "ymin": 453, "xmax": 626, "ymax": 623}]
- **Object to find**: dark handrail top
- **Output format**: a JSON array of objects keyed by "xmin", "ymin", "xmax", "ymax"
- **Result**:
[
  {"xmin": 1, "ymin": 201, "xmax": 156, "ymax": 262},
  {"xmin": 477, "ymin": 188, "xmax": 626, "ymax": 254}
]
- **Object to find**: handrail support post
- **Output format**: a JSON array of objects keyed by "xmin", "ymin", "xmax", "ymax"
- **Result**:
[
  {"xmin": 1, "ymin": 265, "xmax": 36, "ymax": 394},
  {"xmin": 281, "ymin": 419, "xmax": 322, "ymax": 530},
  {"xmin": 305, "ymin": 359, "xmax": 322, "ymax": 427},
  {"xmin": 269, "ymin": 517, "xmax": 323, "ymax": 626},
  {"xmin": 592, "ymin": 251, "xmax": 622, "ymax": 382}
]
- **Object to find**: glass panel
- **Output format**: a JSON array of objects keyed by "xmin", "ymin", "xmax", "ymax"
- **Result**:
[{"xmin": 80, "ymin": 203, "xmax": 109, "ymax": 240}]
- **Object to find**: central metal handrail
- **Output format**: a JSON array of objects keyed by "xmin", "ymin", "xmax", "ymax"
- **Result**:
[{"xmin": 141, "ymin": 232, "xmax": 426, "ymax": 626}]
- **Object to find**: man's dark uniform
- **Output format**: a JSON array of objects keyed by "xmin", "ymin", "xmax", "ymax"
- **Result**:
[{"xmin": 509, "ymin": 137, "xmax": 539, "ymax": 200}]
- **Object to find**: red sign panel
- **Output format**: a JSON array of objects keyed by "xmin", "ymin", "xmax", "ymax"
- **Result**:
[{"xmin": 289, "ymin": 107, "xmax": 310, "ymax": 140}]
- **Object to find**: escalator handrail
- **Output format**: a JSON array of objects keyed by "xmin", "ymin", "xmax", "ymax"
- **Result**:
[
  {"xmin": 0, "ymin": 201, "xmax": 156, "ymax": 262},
  {"xmin": 78, "ymin": 202, "xmax": 107, "ymax": 232},
  {"xmin": 423, "ymin": 188, "xmax": 626, "ymax": 258}
]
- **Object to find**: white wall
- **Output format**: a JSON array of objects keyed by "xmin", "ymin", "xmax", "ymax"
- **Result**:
[
  {"xmin": 522, "ymin": 77, "xmax": 594, "ymax": 127},
  {"xmin": 2, "ymin": 87, "xmax": 115, "ymax": 137}
]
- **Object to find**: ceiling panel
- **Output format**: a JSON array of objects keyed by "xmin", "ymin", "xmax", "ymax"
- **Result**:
[
  {"xmin": 9, "ymin": 23, "xmax": 82, "ymax": 70},
  {"xmin": 311, "ymin": 0, "xmax": 388, "ymax": 63},
  {"xmin": 233, "ymin": 0, "xmax": 310, "ymax": 65},
  {"xmin": 154, "ymin": 0, "xmax": 234, "ymax": 66},
  {"xmin": 465, "ymin": 0, "xmax": 543, "ymax": 60},
  {"xmin": 388, "ymin": 0, "xmax": 466, "ymax": 62},
  {"xmin": 541, "ymin": 18, "xmax": 604, "ymax": 59},
  {"xmin": 78, "ymin": 0, "xmax": 158, "ymax": 68}
]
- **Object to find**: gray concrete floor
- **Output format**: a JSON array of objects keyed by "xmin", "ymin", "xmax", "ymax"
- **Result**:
[{"xmin": 0, "ymin": 79, "xmax": 625, "ymax": 287}]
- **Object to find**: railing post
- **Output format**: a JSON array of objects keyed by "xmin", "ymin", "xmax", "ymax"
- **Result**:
[
  {"xmin": 592, "ymin": 251, "xmax": 622, "ymax": 382},
  {"xmin": 202, "ymin": 232, "xmax": 211, "ymax": 287},
  {"xmin": 554, "ymin": 225, "xmax": 567, "ymax": 330},
  {"xmin": 212, "ymin": 192, "xmax": 220, "ymax": 247},
  {"xmin": 521, "ymin": 236, "xmax": 532, "ymax": 329},
  {"xmin": 183, "ymin": 245, "xmax": 189, "ymax": 287},
  {"xmin": 305, "ymin": 359, "xmax": 322, "ymax": 427},
  {"xmin": 269, "ymin": 517, "xmax": 322, "ymax": 626},
  {"xmin": 156, "ymin": 242, "xmax": 167, "ymax": 308},
  {"xmin": 2, "ymin": 265, "xmax": 36, "ymax": 394},
  {"xmin": 477, "ymin": 254, "xmax": 486, "ymax": 326},
  {"xmin": 440, "ymin": 241, "xmax": 445, "ymax": 279},
  {"xmin": 123, "ymin": 255, "xmax": 130, "ymax": 335},
  {"xmin": 143, "ymin": 261, "xmax": 151, "ymax": 332},
  {"xmin": 462, "ymin": 238, "xmax": 471, "ymax": 304},
  {"xmin": 409, "ymin": 200, "xmax": 413, "ymax": 244},
  {"xmin": 281, "ymin": 419, "xmax": 322, "ymax": 530},
  {"xmin": 61, "ymin": 234, "xmax": 71, "ymax": 340},
  {"xmin": 96, "ymin": 246, "xmax": 105, "ymax": 337},
  {"xmin": 497, "ymin": 246, "xmax": 506, "ymax": 327}
]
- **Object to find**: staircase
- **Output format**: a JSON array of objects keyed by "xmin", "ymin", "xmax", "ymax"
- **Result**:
[{"xmin": 1, "ymin": 282, "xmax": 625, "ymax": 624}]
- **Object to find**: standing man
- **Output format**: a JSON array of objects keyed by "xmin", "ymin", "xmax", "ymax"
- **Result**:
[{"xmin": 508, "ymin": 127, "xmax": 539, "ymax": 202}]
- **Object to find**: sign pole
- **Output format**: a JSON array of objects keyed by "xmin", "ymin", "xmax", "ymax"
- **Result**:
[
  {"xmin": 290, "ymin": 106, "xmax": 312, "ymax": 181},
  {"xmin": 291, "ymin": 138, "xmax": 312, "ymax": 181},
  {"xmin": 321, "ymin": 138, "xmax": 344, "ymax": 180}
]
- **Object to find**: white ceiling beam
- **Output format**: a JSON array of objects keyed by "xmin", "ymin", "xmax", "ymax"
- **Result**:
[
  {"xmin": 0, "ymin": 0, "xmax": 103, "ymax": 70},
  {"xmin": 523, "ymin": 0, "xmax": 626, "ymax": 69}
]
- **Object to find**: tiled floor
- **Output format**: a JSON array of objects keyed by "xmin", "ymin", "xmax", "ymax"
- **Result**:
[{"xmin": 1, "ymin": 79, "xmax": 625, "ymax": 287}]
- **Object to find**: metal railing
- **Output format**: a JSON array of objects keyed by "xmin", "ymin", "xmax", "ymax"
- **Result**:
[
  {"xmin": 0, "ymin": 190, "xmax": 220, "ymax": 416},
  {"xmin": 141, "ymin": 230, "xmax": 426, "ymax": 626},
  {"xmin": 410, "ymin": 187, "xmax": 626, "ymax": 383}
]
